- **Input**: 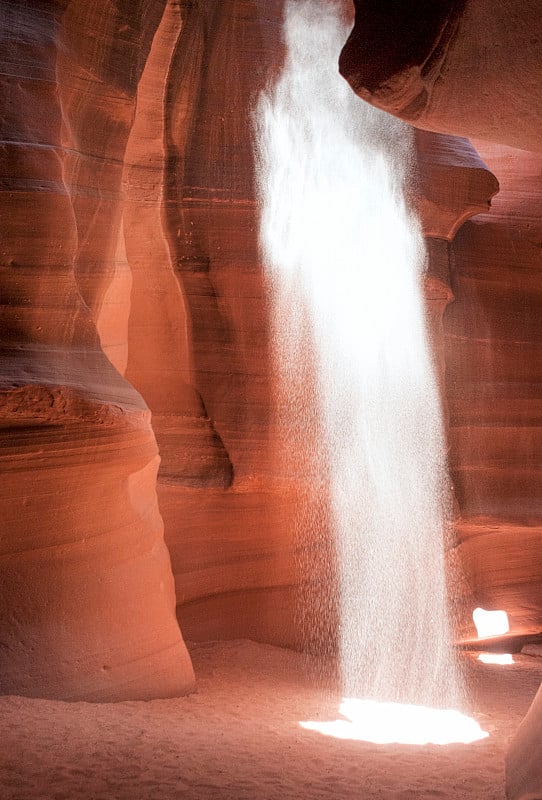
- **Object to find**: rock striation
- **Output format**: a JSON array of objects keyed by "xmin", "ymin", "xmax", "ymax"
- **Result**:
[
  {"xmin": 0, "ymin": 0, "xmax": 194, "ymax": 700},
  {"xmin": 446, "ymin": 142, "xmax": 542, "ymax": 641},
  {"xmin": 122, "ymin": 0, "xmax": 306, "ymax": 648}
]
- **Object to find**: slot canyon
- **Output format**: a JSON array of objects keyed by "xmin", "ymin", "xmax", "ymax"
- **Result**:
[{"xmin": 0, "ymin": 1, "xmax": 541, "ymax": 799}]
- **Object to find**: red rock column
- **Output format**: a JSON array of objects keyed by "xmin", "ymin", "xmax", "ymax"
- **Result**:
[
  {"xmin": 412, "ymin": 130, "xmax": 499, "ymax": 636},
  {"xmin": 413, "ymin": 130, "xmax": 498, "ymax": 402},
  {"xmin": 444, "ymin": 142, "xmax": 542, "ymax": 641},
  {"xmin": 122, "ymin": 0, "xmax": 233, "ymax": 490},
  {"xmin": 124, "ymin": 0, "xmax": 307, "ymax": 648},
  {"xmin": 0, "ymin": 0, "xmax": 194, "ymax": 700}
]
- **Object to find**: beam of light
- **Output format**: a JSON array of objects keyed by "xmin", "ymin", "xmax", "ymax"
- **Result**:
[
  {"xmin": 300, "ymin": 697, "xmax": 488, "ymax": 745},
  {"xmin": 473, "ymin": 608, "xmax": 510, "ymax": 639},
  {"xmin": 255, "ymin": 0, "xmax": 462, "ymax": 710},
  {"xmin": 478, "ymin": 652, "xmax": 514, "ymax": 665}
]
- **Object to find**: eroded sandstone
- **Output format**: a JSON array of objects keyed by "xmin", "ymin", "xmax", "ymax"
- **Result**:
[{"xmin": 0, "ymin": 0, "xmax": 194, "ymax": 701}]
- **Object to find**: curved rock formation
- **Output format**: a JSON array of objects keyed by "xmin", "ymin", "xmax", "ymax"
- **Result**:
[
  {"xmin": 0, "ymin": 0, "xmax": 194, "ymax": 700},
  {"xmin": 131, "ymin": 0, "xmax": 311, "ymax": 648},
  {"xmin": 135, "ymin": 1, "xmax": 499, "ymax": 650},
  {"xmin": 445, "ymin": 142, "xmax": 542, "ymax": 640},
  {"xmin": 412, "ymin": 130, "xmax": 499, "ymax": 241},
  {"xmin": 121, "ymin": 0, "xmax": 233, "ymax": 490},
  {"xmin": 507, "ymin": 678, "xmax": 542, "ymax": 799},
  {"xmin": 2, "ymin": 3, "xmax": 541, "ymax": 745},
  {"xmin": 339, "ymin": 0, "xmax": 542, "ymax": 153},
  {"xmin": 412, "ymin": 132, "xmax": 498, "ymax": 426}
]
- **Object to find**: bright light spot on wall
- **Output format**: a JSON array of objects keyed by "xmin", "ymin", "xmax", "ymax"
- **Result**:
[
  {"xmin": 299, "ymin": 698, "xmax": 488, "ymax": 745},
  {"xmin": 473, "ymin": 608, "xmax": 510, "ymax": 639},
  {"xmin": 478, "ymin": 653, "xmax": 514, "ymax": 665}
]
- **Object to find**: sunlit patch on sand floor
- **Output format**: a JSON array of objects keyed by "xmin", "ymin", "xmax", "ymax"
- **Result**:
[{"xmin": 300, "ymin": 697, "xmax": 489, "ymax": 745}]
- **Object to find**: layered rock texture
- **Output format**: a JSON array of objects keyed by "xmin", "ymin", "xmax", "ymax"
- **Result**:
[
  {"xmin": 141, "ymin": 0, "xmax": 304, "ymax": 647},
  {"xmin": 446, "ymin": 143, "xmax": 542, "ymax": 641},
  {"xmin": 0, "ymin": 0, "xmax": 194, "ymax": 700}
]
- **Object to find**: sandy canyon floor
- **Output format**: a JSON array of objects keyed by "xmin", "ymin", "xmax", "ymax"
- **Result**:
[{"xmin": 1, "ymin": 639, "xmax": 541, "ymax": 800}]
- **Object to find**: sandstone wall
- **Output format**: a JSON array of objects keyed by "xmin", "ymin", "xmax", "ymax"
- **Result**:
[
  {"xmin": 124, "ymin": 0, "xmax": 309, "ymax": 648},
  {"xmin": 446, "ymin": 143, "xmax": 542, "ymax": 639},
  {"xmin": 132, "ymin": 1, "xmax": 499, "ymax": 651},
  {"xmin": 0, "ymin": 0, "xmax": 194, "ymax": 701}
]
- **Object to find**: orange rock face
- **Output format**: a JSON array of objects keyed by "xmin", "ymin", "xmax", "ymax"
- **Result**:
[
  {"xmin": 0, "ymin": 0, "xmax": 194, "ymax": 700},
  {"xmin": 412, "ymin": 130, "xmax": 498, "ymax": 384},
  {"xmin": 444, "ymin": 142, "xmax": 542, "ymax": 640},
  {"xmin": 116, "ymin": 0, "xmax": 307, "ymax": 648}
]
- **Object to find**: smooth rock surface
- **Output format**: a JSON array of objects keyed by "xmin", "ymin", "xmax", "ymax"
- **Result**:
[
  {"xmin": 0, "ymin": 0, "xmax": 194, "ymax": 700},
  {"xmin": 121, "ymin": 0, "xmax": 233, "ymax": 490},
  {"xmin": 413, "ymin": 130, "xmax": 499, "ymax": 241},
  {"xmin": 340, "ymin": 0, "xmax": 542, "ymax": 153}
]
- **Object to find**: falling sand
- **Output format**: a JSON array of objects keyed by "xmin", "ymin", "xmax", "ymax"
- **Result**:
[
  {"xmin": 255, "ymin": 0, "xmax": 460, "ymax": 709},
  {"xmin": 1, "ymin": 640, "xmax": 540, "ymax": 800}
]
